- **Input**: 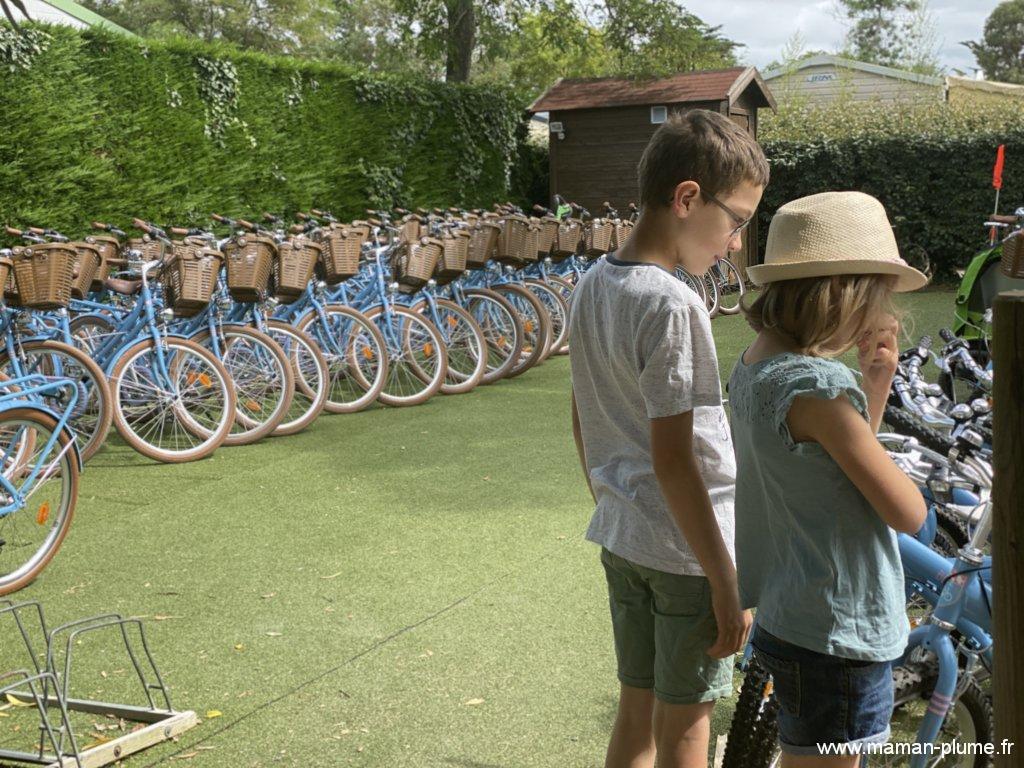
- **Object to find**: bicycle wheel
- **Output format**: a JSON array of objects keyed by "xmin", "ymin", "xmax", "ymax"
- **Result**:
[
  {"xmin": 295, "ymin": 304, "xmax": 387, "ymax": 414},
  {"xmin": 264, "ymin": 320, "xmax": 329, "ymax": 436},
  {"xmin": 490, "ymin": 283, "xmax": 549, "ymax": 378},
  {"xmin": 722, "ymin": 655, "xmax": 781, "ymax": 768},
  {"xmin": 0, "ymin": 407, "xmax": 79, "ymax": 596},
  {"xmin": 715, "ymin": 258, "xmax": 746, "ymax": 316},
  {"xmin": 69, "ymin": 313, "xmax": 117, "ymax": 356},
  {"xmin": 461, "ymin": 288, "xmax": 523, "ymax": 385},
  {"xmin": 109, "ymin": 337, "xmax": 235, "ymax": 463},
  {"xmin": 675, "ymin": 267, "xmax": 707, "ymax": 305},
  {"xmin": 362, "ymin": 305, "xmax": 448, "ymax": 407},
  {"xmin": 701, "ymin": 270, "xmax": 721, "ymax": 318},
  {"xmin": 409, "ymin": 298, "xmax": 487, "ymax": 395},
  {"xmin": 0, "ymin": 340, "xmax": 113, "ymax": 464},
  {"xmin": 189, "ymin": 325, "xmax": 295, "ymax": 446},
  {"xmin": 524, "ymin": 279, "xmax": 569, "ymax": 358}
]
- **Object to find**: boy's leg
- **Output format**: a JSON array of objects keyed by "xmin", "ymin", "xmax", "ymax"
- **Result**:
[
  {"xmin": 652, "ymin": 699, "xmax": 714, "ymax": 768},
  {"xmin": 605, "ymin": 683, "xmax": 656, "ymax": 768},
  {"xmin": 648, "ymin": 568, "xmax": 733, "ymax": 768},
  {"xmin": 600, "ymin": 549, "xmax": 659, "ymax": 768}
]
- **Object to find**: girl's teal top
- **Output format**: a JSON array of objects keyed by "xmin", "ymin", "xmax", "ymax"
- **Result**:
[{"xmin": 728, "ymin": 352, "xmax": 908, "ymax": 661}]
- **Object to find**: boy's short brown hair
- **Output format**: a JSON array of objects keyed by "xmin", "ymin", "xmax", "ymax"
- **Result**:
[{"xmin": 638, "ymin": 109, "xmax": 769, "ymax": 209}]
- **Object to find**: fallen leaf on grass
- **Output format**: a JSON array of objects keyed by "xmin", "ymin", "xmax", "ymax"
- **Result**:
[
  {"xmin": 266, "ymin": 632, "xmax": 282, "ymax": 637},
  {"xmin": 205, "ymin": 710, "xmax": 222, "ymax": 719},
  {"xmin": 261, "ymin": 593, "xmax": 276, "ymax": 599},
  {"xmin": 320, "ymin": 572, "xmax": 343, "ymax": 580},
  {"xmin": 154, "ymin": 614, "xmax": 181, "ymax": 621},
  {"xmin": 464, "ymin": 698, "xmax": 485, "ymax": 706},
  {"xmin": 171, "ymin": 752, "xmax": 198, "ymax": 760},
  {"xmin": 233, "ymin": 644, "xmax": 244, "ymax": 651},
  {"xmin": 4, "ymin": 693, "xmax": 32, "ymax": 708}
]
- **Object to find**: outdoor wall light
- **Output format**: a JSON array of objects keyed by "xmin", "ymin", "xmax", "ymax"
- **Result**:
[{"xmin": 550, "ymin": 121, "xmax": 565, "ymax": 140}]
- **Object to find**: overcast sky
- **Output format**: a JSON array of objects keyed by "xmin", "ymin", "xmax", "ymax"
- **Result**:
[{"xmin": 681, "ymin": 0, "xmax": 1002, "ymax": 75}]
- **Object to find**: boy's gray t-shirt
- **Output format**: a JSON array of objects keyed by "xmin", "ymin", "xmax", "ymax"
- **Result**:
[{"xmin": 568, "ymin": 255, "xmax": 736, "ymax": 576}]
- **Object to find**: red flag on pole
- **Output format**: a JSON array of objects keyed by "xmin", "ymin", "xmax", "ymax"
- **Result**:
[{"xmin": 993, "ymin": 144, "xmax": 1005, "ymax": 190}]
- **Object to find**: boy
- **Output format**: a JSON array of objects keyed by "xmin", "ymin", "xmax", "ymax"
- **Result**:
[{"xmin": 569, "ymin": 109, "xmax": 768, "ymax": 768}]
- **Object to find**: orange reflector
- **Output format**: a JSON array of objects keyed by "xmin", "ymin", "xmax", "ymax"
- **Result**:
[
  {"xmin": 362, "ymin": 347, "xmax": 375, "ymax": 360},
  {"xmin": 447, "ymin": 316, "xmax": 458, "ymax": 328},
  {"xmin": 244, "ymin": 399, "xmax": 262, "ymax": 413},
  {"xmin": 524, "ymin": 321, "xmax": 534, "ymax": 334},
  {"xmin": 199, "ymin": 373, "xmax": 212, "ymax": 387},
  {"xmin": 763, "ymin": 681, "xmax": 774, "ymax": 698},
  {"xmin": 185, "ymin": 372, "xmax": 197, "ymax": 386},
  {"xmin": 36, "ymin": 502, "xmax": 50, "ymax": 526},
  {"xmin": 497, "ymin": 335, "xmax": 506, "ymax": 347},
  {"xmin": 423, "ymin": 343, "xmax": 434, "ymax": 357}
]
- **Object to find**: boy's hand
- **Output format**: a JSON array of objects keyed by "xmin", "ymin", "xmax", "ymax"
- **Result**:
[
  {"xmin": 707, "ymin": 582, "xmax": 752, "ymax": 659},
  {"xmin": 857, "ymin": 315, "xmax": 899, "ymax": 397}
]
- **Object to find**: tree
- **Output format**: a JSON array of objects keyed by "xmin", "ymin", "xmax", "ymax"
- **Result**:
[
  {"xmin": 965, "ymin": 0, "xmax": 1024, "ymax": 84},
  {"xmin": 837, "ymin": 0, "xmax": 940, "ymax": 74},
  {"xmin": 600, "ymin": 0, "xmax": 738, "ymax": 77}
]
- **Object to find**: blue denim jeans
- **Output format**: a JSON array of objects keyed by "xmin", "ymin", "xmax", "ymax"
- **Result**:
[{"xmin": 751, "ymin": 626, "xmax": 894, "ymax": 756}]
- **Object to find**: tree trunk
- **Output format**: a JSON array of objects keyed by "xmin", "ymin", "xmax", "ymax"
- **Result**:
[{"xmin": 445, "ymin": 0, "xmax": 475, "ymax": 83}]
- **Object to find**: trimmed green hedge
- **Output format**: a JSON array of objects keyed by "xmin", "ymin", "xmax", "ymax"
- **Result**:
[
  {"xmin": 758, "ymin": 132, "xmax": 1024, "ymax": 281},
  {"xmin": 0, "ymin": 25, "xmax": 528, "ymax": 235}
]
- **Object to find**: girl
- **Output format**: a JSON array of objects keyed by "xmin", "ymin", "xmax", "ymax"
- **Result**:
[{"xmin": 728, "ymin": 191, "xmax": 929, "ymax": 766}]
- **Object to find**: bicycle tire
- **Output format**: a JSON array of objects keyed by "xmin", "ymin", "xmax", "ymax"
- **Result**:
[
  {"xmin": 264, "ymin": 320, "xmax": 329, "ymax": 436},
  {"xmin": 295, "ymin": 303, "xmax": 388, "ymax": 414},
  {"xmin": 69, "ymin": 313, "xmax": 117, "ymax": 356},
  {"xmin": 722, "ymin": 654, "xmax": 780, "ymax": 768},
  {"xmin": 109, "ymin": 337, "xmax": 236, "ymax": 463},
  {"xmin": 716, "ymin": 258, "xmax": 745, "ymax": 316},
  {"xmin": 361, "ymin": 304, "xmax": 448, "ymax": 407},
  {"xmin": 188, "ymin": 325, "xmax": 295, "ymax": 446},
  {"xmin": 490, "ymin": 283, "xmax": 549, "ymax": 377},
  {"xmin": 883, "ymin": 406, "xmax": 956, "ymax": 456},
  {"xmin": 0, "ymin": 406, "xmax": 79, "ymax": 596},
  {"xmin": 702, "ymin": 270, "xmax": 721, "ymax": 318},
  {"xmin": 408, "ymin": 298, "xmax": 487, "ymax": 395},
  {"xmin": 524, "ymin": 279, "xmax": 570, "ymax": 358},
  {"xmin": 0, "ymin": 340, "xmax": 113, "ymax": 464},
  {"xmin": 460, "ymin": 288, "xmax": 523, "ymax": 384}
]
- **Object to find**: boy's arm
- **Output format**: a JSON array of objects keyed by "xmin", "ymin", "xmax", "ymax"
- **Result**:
[
  {"xmin": 571, "ymin": 390, "xmax": 596, "ymax": 503},
  {"xmin": 651, "ymin": 411, "xmax": 751, "ymax": 659}
]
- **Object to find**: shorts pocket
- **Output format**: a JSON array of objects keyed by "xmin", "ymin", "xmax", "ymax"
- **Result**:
[
  {"xmin": 649, "ymin": 574, "xmax": 708, "ymax": 618},
  {"xmin": 753, "ymin": 646, "xmax": 802, "ymax": 718}
]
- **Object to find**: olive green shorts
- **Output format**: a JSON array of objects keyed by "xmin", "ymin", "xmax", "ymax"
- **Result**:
[{"xmin": 600, "ymin": 547, "xmax": 733, "ymax": 705}]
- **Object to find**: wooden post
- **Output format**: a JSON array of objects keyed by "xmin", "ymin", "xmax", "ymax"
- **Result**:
[{"xmin": 993, "ymin": 290, "xmax": 1024, "ymax": 768}]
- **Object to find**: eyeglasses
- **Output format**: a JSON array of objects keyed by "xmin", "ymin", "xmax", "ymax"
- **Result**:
[{"xmin": 702, "ymin": 190, "xmax": 753, "ymax": 239}]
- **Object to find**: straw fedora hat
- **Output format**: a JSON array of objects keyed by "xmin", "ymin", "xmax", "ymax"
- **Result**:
[{"xmin": 747, "ymin": 191, "xmax": 928, "ymax": 292}]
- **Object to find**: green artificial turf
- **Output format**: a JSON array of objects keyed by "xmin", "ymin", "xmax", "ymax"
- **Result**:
[{"xmin": 0, "ymin": 290, "xmax": 955, "ymax": 767}]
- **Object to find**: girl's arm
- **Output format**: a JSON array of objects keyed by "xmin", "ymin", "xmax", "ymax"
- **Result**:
[{"xmin": 788, "ymin": 395, "xmax": 927, "ymax": 534}]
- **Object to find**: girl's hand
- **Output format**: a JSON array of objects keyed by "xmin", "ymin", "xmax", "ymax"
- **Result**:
[{"xmin": 857, "ymin": 315, "xmax": 899, "ymax": 396}]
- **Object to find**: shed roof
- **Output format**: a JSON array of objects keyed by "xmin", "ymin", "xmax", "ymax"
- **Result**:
[
  {"xmin": 18, "ymin": 0, "xmax": 138, "ymax": 36},
  {"xmin": 762, "ymin": 54, "xmax": 943, "ymax": 88},
  {"xmin": 946, "ymin": 74, "xmax": 1024, "ymax": 99},
  {"xmin": 526, "ymin": 66, "xmax": 776, "ymax": 113}
]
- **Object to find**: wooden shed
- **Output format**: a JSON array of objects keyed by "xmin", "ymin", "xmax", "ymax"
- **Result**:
[{"xmin": 526, "ymin": 67, "xmax": 776, "ymax": 271}]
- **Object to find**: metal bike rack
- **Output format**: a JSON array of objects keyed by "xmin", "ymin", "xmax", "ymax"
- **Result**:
[{"xmin": 0, "ymin": 600, "xmax": 197, "ymax": 768}]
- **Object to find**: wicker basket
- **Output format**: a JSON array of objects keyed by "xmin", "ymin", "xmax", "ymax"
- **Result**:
[
  {"xmin": 274, "ymin": 237, "xmax": 320, "ymax": 301},
  {"xmin": 89, "ymin": 234, "xmax": 120, "ymax": 291},
  {"xmin": 12, "ymin": 243, "xmax": 77, "ymax": 309},
  {"xmin": 585, "ymin": 219, "xmax": 616, "ymax": 256},
  {"xmin": 552, "ymin": 219, "xmax": 582, "ymax": 261},
  {"xmin": 399, "ymin": 216, "xmax": 421, "ymax": 244},
  {"xmin": 436, "ymin": 230, "xmax": 470, "ymax": 280},
  {"xmin": 317, "ymin": 227, "xmax": 365, "ymax": 284},
  {"xmin": 466, "ymin": 221, "xmax": 501, "ymax": 269},
  {"xmin": 534, "ymin": 217, "xmax": 559, "ymax": 259},
  {"xmin": 496, "ymin": 215, "xmax": 536, "ymax": 265},
  {"xmin": 222, "ymin": 235, "xmax": 276, "ymax": 302},
  {"xmin": 164, "ymin": 243, "xmax": 223, "ymax": 316},
  {"xmin": 4, "ymin": 264, "xmax": 20, "ymax": 307},
  {"xmin": 396, "ymin": 237, "xmax": 443, "ymax": 290},
  {"xmin": 1002, "ymin": 232, "xmax": 1024, "ymax": 278},
  {"xmin": 614, "ymin": 220, "xmax": 634, "ymax": 250},
  {"xmin": 0, "ymin": 257, "xmax": 12, "ymax": 304},
  {"xmin": 126, "ymin": 237, "xmax": 167, "ymax": 263},
  {"xmin": 70, "ymin": 240, "xmax": 103, "ymax": 299}
]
